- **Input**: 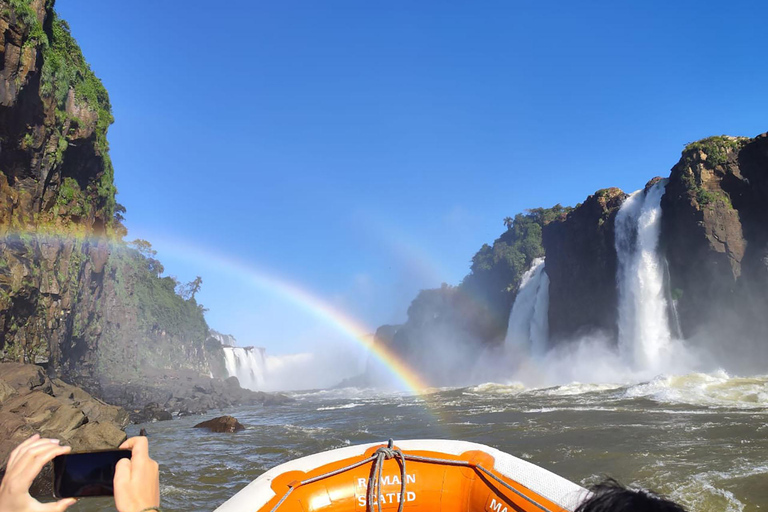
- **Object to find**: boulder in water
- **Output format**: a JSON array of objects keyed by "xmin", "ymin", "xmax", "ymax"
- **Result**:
[{"xmin": 193, "ymin": 415, "xmax": 245, "ymax": 433}]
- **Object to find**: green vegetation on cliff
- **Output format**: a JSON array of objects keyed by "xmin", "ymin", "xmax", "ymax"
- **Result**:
[
  {"xmin": 392, "ymin": 205, "xmax": 573, "ymax": 352},
  {"xmin": 684, "ymin": 136, "xmax": 748, "ymax": 167},
  {"xmin": 679, "ymin": 136, "xmax": 749, "ymax": 209},
  {"xmin": 42, "ymin": 14, "xmax": 117, "ymax": 221},
  {"xmin": 98, "ymin": 240, "xmax": 220, "ymax": 377},
  {"xmin": 464, "ymin": 205, "xmax": 571, "ymax": 297}
]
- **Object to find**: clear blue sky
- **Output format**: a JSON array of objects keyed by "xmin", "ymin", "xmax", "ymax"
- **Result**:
[{"xmin": 57, "ymin": 0, "xmax": 767, "ymax": 355}]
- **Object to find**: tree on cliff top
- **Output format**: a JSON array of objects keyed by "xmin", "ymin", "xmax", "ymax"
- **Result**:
[{"xmin": 457, "ymin": 204, "xmax": 573, "ymax": 343}]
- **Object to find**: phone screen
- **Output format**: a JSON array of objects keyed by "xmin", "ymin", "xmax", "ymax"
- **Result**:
[{"xmin": 53, "ymin": 450, "xmax": 132, "ymax": 498}]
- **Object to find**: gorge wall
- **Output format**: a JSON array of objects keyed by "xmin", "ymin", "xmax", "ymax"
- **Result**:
[
  {"xmin": 377, "ymin": 133, "xmax": 768, "ymax": 385},
  {"xmin": 0, "ymin": 1, "xmax": 227, "ymax": 396},
  {"xmin": 661, "ymin": 135, "xmax": 768, "ymax": 370}
]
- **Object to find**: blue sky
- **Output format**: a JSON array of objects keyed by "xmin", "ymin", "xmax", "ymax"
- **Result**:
[{"xmin": 57, "ymin": 0, "xmax": 767, "ymax": 354}]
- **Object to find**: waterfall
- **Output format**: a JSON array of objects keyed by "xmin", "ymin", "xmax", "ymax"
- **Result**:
[
  {"xmin": 223, "ymin": 347, "xmax": 267, "ymax": 390},
  {"xmin": 505, "ymin": 257, "xmax": 550, "ymax": 357},
  {"xmin": 614, "ymin": 180, "xmax": 671, "ymax": 369}
]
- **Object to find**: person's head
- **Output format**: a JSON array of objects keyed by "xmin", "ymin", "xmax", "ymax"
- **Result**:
[{"xmin": 576, "ymin": 478, "xmax": 686, "ymax": 512}]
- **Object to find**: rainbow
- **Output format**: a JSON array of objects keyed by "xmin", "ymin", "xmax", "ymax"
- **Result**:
[
  {"xmin": 0, "ymin": 229, "xmax": 432, "ymax": 395},
  {"xmin": 147, "ymin": 237, "xmax": 433, "ymax": 395}
]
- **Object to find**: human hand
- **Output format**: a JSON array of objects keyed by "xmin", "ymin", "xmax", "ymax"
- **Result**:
[
  {"xmin": 113, "ymin": 436, "xmax": 160, "ymax": 512},
  {"xmin": 0, "ymin": 434, "xmax": 77, "ymax": 512}
]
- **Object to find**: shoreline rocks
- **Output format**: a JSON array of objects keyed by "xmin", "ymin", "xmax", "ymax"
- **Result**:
[
  {"xmin": 97, "ymin": 368, "xmax": 292, "ymax": 423},
  {"xmin": 0, "ymin": 363, "xmax": 128, "ymax": 496}
]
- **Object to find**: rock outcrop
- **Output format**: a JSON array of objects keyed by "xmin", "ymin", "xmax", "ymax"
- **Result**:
[
  {"xmin": 98, "ymin": 369, "xmax": 292, "ymax": 423},
  {"xmin": 661, "ymin": 134, "xmax": 768, "ymax": 368},
  {"xmin": 0, "ymin": 362, "xmax": 128, "ymax": 495},
  {"xmin": 543, "ymin": 187, "xmax": 627, "ymax": 342},
  {"xmin": 193, "ymin": 415, "xmax": 245, "ymax": 433},
  {"xmin": 0, "ymin": 0, "xmax": 117, "ymax": 389}
]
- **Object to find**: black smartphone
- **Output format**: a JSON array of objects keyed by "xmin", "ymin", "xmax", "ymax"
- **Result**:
[{"xmin": 52, "ymin": 449, "xmax": 132, "ymax": 498}]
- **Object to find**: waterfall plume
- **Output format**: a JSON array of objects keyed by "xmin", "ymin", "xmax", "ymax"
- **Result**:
[
  {"xmin": 223, "ymin": 347, "xmax": 267, "ymax": 390},
  {"xmin": 504, "ymin": 257, "xmax": 550, "ymax": 357},
  {"xmin": 614, "ymin": 180, "xmax": 672, "ymax": 369}
]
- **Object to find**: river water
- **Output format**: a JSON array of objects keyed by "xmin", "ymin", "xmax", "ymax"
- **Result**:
[{"xmin": 71, "ymin": 371, "xmax": 768, "ymax": 512}]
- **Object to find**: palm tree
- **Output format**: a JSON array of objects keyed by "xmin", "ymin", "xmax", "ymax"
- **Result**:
[{"xmin": 503, "ymin": 216, "xmax": 514, "ymax": 230}]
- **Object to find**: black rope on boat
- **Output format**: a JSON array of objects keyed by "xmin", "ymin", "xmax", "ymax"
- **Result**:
[
  {"xmin": 267, "ymin": 440, "xmax": 554, "ymax": 512},
  {"xmin": 366, "ymin": 439, "xmax": 407, "ymax": 512}
]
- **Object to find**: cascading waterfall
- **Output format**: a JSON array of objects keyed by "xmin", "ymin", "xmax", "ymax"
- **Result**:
[
  {"xmin": 614, "ymin": 180, "xmax": 671, "ymax": 369},
  {"xmin": 223, "ymin": 347, "xmax": 267, "ymax": 390},
  {"xmin": 504, "ymin": 257, "xmax": 550, "ymax": 357}
]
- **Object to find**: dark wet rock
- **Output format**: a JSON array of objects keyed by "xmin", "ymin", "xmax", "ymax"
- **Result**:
[
  {"xmin": 100, "ymin": 369, "xmax": 292, "ymax": 423},
  {"xmin": 131, "ymin": 402, "xmax": 173, "ymax": 423},
  {"xmin": 661, "ymin": 133, "xmax": 768, "ymax": 369},
  {"xmin": 0, "ymin": 363, "xmax": 127, "ymax": 497},
  {"xmin": 193, "ymin": 415, "xmax": 245, "ymax": 433},
  {"xmin": 543, "ymin": 187, "xmax": 628, "ymax": 342}
]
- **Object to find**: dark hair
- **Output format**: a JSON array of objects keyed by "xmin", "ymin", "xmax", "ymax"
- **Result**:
[{"xmin": 575, "ymin": 478, "xmax": 686, "ymax": 512}]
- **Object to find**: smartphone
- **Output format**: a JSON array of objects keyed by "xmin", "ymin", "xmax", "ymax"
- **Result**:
[{"xmin": 52, "ymin": 449, "xmax": 132, "ymax": 498}]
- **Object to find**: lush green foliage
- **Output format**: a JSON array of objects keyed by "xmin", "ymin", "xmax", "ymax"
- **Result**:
[
  {"xmin": 38, "ymin": 13, "xmax": 117, "ymax": 221},
  {"xmin": 684, "ymin": 136, "xmax": 748, "ymax": 167},
  {"xmin": 101, "ymin": 245, "xmax": 212, "ymax": 372},
  {"xmin": 8, "ymin": 0, "xmax": 46, "ymax": 47},
  {"xmin": 466, "ymin": 204, "xmax": 571, "ymax": 292}
]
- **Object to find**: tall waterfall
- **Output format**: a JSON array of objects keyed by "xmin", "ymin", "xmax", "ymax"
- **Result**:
[
  {"xmin": 505, "ymin": 257, "xmax": 550, "ymax": 357},
  {"xmin": 223, "ymin": 347, "xmax": 267, "ymax": 390},
  {"xmin": 614, "ymin": 180, "xmax": 671, "ymax": 369}
]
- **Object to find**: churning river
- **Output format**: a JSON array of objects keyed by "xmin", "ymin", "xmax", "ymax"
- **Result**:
[{"xmin": 72, "ymin": 371, "xmax": 768, "ymax": 512}]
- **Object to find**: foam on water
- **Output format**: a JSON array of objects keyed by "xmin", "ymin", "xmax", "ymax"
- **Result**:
[
  {"xmin": 623, "ymin": 370, "xmax": 768, "ymax": 408},
  {"xmin": 316, "ymin": 403, "xmax": 364, "ymax": 411},
  {"xmin": 466, "ymin": 382, "xmax": 527, "ymax": 394}
]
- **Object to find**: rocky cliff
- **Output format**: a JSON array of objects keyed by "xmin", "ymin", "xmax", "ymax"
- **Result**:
[
  {"xmin": 543, "ymin": 187, "xmax": 627, "ymax": 341},
  {"xmin": 376, "ymin": 131, "xmax": 768, "ymax": 380},
  {"xmin": 0, "ymin": 1, "xmax": 251, "ymax": 409},
  {"xmin": 661, "ymin": 134, "xmax": 768, "ymax": 369},
  {"xmin": 0, "ymin": 0, "xmax": 117, "ymax": 388}
]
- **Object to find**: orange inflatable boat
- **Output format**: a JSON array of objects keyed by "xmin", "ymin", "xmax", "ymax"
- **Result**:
[{"xmin": 214, "ymin": 440, "xmax": 588, "ymax": 512}]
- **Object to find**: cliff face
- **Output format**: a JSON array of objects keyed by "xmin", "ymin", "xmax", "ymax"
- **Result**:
[
  {"xmin": 0, "ymin": 2, "xmax": 227, "ymax": 396},
  {"xmin": 543, "ymin": 187, "xmax": 627, "ymax": 342},
  {"xmin": 0, "ymin": 0, "xmax": 116, "ymax": 387},
  {"xmin": 661, "ymin": 134, "xmax": 768, "ymax": 365}
]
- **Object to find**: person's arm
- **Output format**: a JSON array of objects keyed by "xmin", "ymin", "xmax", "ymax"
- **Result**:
[
  {"xmin": 0, "ymin": 434, "xmax": 77, "ymax": 512},
  {"xmin": 113, "ymin": 436, "xmax": 161, "ymax": 512}
]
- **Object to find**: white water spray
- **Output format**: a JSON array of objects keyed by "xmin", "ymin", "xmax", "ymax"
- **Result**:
[
  {"xmin": 504, "ymin": 257, "xmax": 550, "ymax": 357},
  {"xmin": 614, "ymin": 180, "xmax": 672, "ymax": 369},
  {"xmin": 223, "ymin": 347, "xmax": 267, "ymax": 390}
]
